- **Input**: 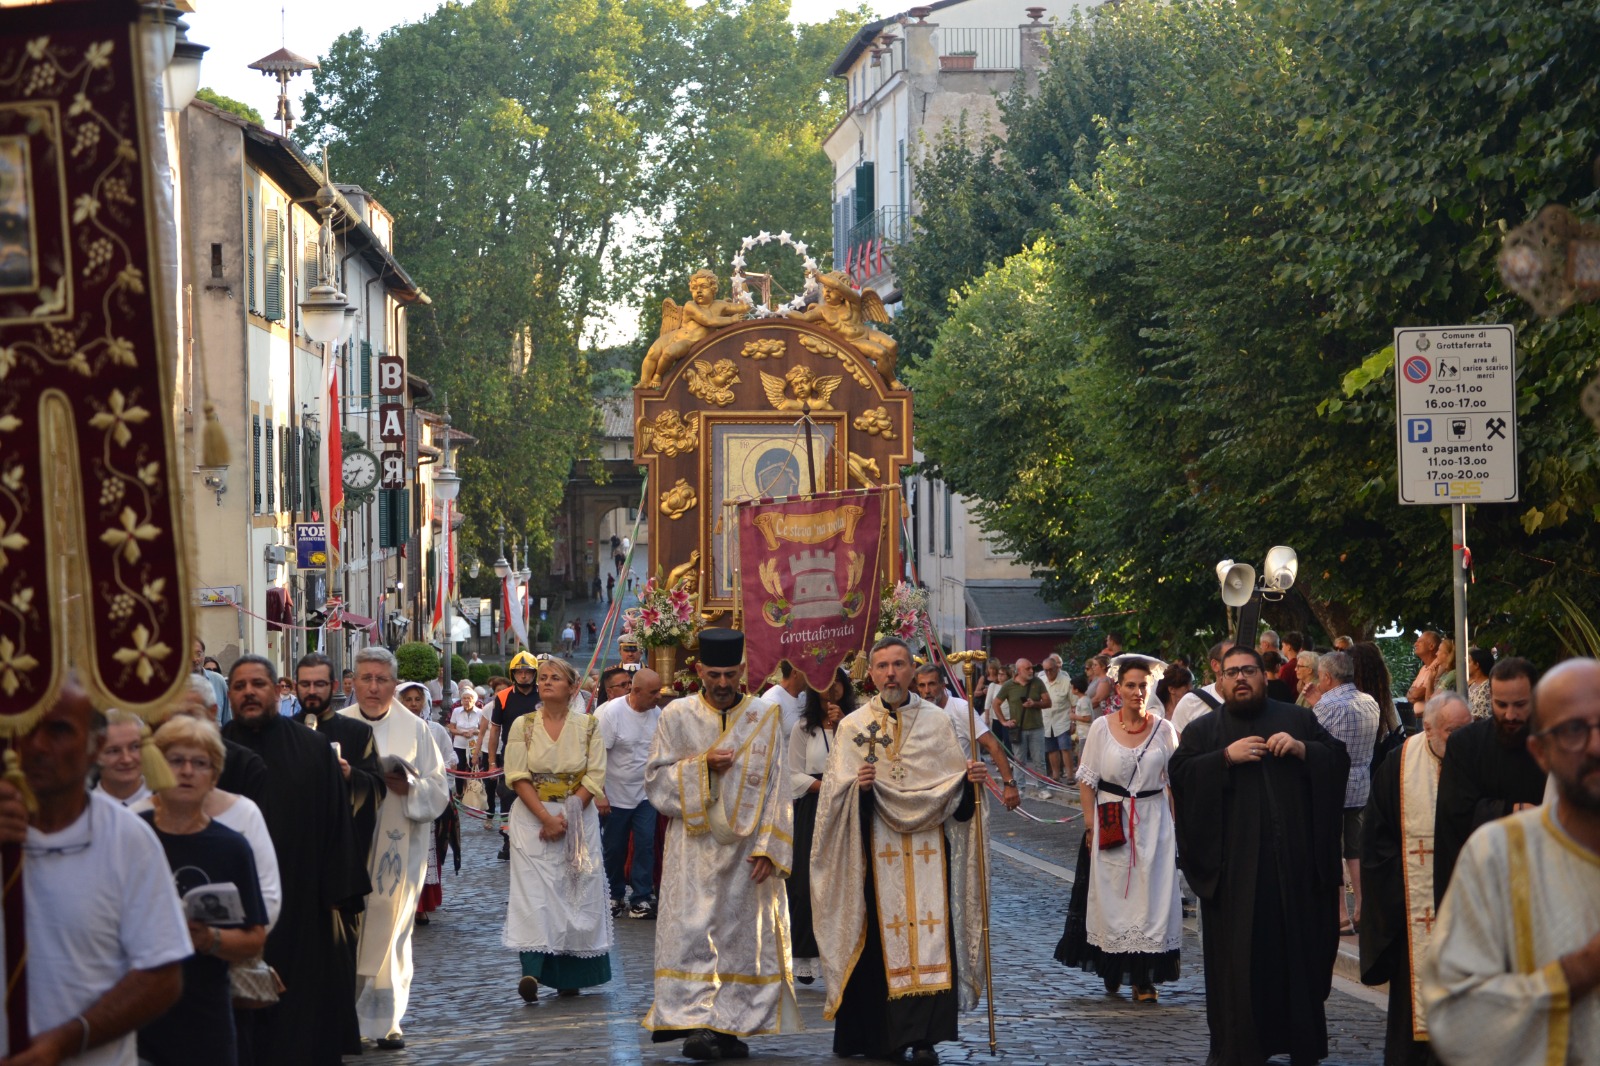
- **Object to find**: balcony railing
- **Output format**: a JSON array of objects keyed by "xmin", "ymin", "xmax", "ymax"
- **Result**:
[
  {"xmin": 934, "ymin": 26, "xmax": 1020, "ymax": 71},
  {"xmin": 843, "ymin": 206, "xmax": 909, "ymax": 284}
]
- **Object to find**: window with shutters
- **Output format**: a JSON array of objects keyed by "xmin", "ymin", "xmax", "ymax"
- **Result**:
[
  {"xmin": 263, "ymin": 207, "xmax": 285, "ymax": 322},
  {"xmin": 927, "ymin": 478, "xmax": 937, "ymax": 554},
  {"xmin": 251, "ymin": 415, "xmax": 262, "ymax": 513},
  {"xmin": 264, "ymin": 421, "xmax": 275, "ymax": 512},
  {"xmin": 378, "ymin": 488, "xmax": 408, "ymax": 549},
  {"xmin": 942, "ymin": 483, "xmax": 953, "ymax": 558},
  {"xmin": 853, "ymin": 163, "xmax": 876, "ymax": 241},
  {"xmin": 245, "ymin": 191, "xmax": 257, "ymax": 313},
  {"xmin": 303, "ymin": 430, "xmax": 321, "ymax": 514},
  {"xmin": 298, "ymin": 235, "xmax": 319, "ymax": 339},
  {"xmin": 279, "ymin": 428, "xmax": 291, "ymax": 515},
  {"xmin": 287, "ymin": 423, "xmax": 301, "ymax": 513},
  {"xmin": 360, "ymin": 341, "xmax": 373, "ymax": 411}
]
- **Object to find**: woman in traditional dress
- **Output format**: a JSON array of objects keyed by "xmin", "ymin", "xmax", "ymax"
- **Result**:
[
  {"xmin": 1055, "ymin": 656, "xmax": 1181, "ymax": 1002},
  {"xmin": 784, "ymin": 666, "xmax": 852, "ymax": 984},
  {"xmin": 502, "ymin": 656, "xmax": 611, "ymax": 1001}
]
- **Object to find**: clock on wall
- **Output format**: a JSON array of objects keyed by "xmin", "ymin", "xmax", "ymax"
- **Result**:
[{"xmin": 342, "ymin": 447, "xmax": 380, "ymax": 495}]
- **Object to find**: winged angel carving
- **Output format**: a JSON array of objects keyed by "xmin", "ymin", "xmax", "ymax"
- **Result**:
[
  {"xmin": 793, "ymin": 270, "xmax": 901, "ymax": 386},
  {"xmin": 639, "ymin": 269, "xmax": 748, "ymax": 388},
  {"xmin": 686, "ymin": 358, "xmax": 740, "ymax": 406},
  {"xmin": 760, "ymin": 366, "xmax": 843, "ymax": 412},
  {"xmin": 639, "ymin": 409, "xmax": 701, "ymax": 458}
]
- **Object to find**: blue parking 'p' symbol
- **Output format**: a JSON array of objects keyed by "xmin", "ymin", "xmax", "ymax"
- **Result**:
[{"xmin": 1407, "ymin": 418, "xmax": 1432, "ymax": 443}]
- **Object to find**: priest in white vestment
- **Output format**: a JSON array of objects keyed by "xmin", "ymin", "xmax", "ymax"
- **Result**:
[
  {"xmin": 340, "ymin": 647, "xmax": 451, "ymax": 1049},
  {"xmin": 642, "ymin": 629, "xmax": 801, "ymax": 1061},
  {"xmin": 1421, "ymin": 658, "xmax": 1600, "ymax": 1066},
  {"xmin": 812, "ymin": 637, "xmax": 988, "ymax": 1066}
]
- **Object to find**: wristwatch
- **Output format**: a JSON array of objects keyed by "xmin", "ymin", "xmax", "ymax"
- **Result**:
[{"xmin": 1001, "ymin": 779, "xmax": 1018, "ymax": 789}]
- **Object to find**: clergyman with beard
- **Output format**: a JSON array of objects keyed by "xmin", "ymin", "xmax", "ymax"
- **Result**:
[
  {"xmin": 1170, "ymin": 645, "xmax": 1350, "ymax": 1066},
  {"xmin": 293, "ymin": 650, "xmax": 387, "ymax": 864},
  {"xmin": 1431, "ymin": 656, "xmax": 1548, "ymax": 903},
  {"xmin": 1420, "ymin": 657, "xmax": 1600, "ymax": 1065}
]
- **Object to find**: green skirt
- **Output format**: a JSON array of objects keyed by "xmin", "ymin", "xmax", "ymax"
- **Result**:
[{"xmin": 520, "ymin": 950, "xmax": 612, "ymax": 988}]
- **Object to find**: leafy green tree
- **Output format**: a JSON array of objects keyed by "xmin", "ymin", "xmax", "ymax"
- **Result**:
[{"xmin": 906, "ymin": 0, "xmax": 1600, "ymax": 659}]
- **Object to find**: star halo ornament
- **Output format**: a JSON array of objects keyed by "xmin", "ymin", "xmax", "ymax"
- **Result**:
[{"xmin": 732, "ymin": 230, "xmax": 821, "ymax": 319}]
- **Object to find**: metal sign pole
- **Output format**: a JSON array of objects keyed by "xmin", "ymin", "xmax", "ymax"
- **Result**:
[{"xmin": 1452, "ymin": 504, "xmax": 1470, "ymax": 693}]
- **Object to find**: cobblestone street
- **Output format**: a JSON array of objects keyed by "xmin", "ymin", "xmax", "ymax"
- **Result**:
[{"xmin": 351, "ymin": 792, "xmax": 1386, "ymax": 1065}]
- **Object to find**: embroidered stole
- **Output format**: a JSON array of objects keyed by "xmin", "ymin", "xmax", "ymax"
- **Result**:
[
  {"xmin": 678, "ymin": 695, "xmax": 782, "ymax": 845},
  {"xmin": 1398, "ymin": 733, "xmax": 1441, "ymax": 1040}
]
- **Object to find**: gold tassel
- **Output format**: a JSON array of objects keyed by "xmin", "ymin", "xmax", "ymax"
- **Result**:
[
  {"xmin": 140, "ymin": 734, "xmax": 177, "ymax": 793},
  {"xmin": 2, "ymin": 751, "xmax": 37, "ymax": 815},
  {"xmin": 200, "ymin": 400, "xmax": 230, "ymax": 468}
]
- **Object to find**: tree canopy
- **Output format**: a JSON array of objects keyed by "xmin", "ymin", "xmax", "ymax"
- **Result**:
[
  {"xmin": 904, "ymin": 0, "xmax": 1600, "ymax": 660},
  {"xmin": 298, "ymin": 0, "xmax": 861, "ymax": 563}
]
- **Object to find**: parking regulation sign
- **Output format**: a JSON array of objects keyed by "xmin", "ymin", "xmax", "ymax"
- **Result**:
[{"xmin": 1394, "ymin": 325, "xmax": 1518, "ymax": 505}]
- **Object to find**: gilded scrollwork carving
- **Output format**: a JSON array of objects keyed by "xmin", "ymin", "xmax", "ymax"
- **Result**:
[
  {"xmin": 660, "ymin": 478, "xmax": 698, "ymax": 520},
  {"xmin": 853, "ymin": 406, "xmax": 898, "ymax": 440},
  {"xmin": 740, "ymin": 338, "xmax": 785, "ymax": 360},
  {"xmin": 797, "ymin": 333, "xmax": 872, "ymax": 388},
  {"xmin": 638, "ymin": 409, "xmax": 700, "ymax": 458},
  {"xmin": 686, "ymin": 358, "xmax": 740, "ymax": 406},
  {"xmin": 846, "ymin": 452, "xmax": 881, "ymax": 487}
]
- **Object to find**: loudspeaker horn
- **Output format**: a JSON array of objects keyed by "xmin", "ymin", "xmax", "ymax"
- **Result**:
[
  {"xmin": 1264, "ymin": 545, "xmax": 1298, "ymax": 592},
  {"xmin": 1216, "ymin": 559, "xmax": 1257, "ymax": 608}
]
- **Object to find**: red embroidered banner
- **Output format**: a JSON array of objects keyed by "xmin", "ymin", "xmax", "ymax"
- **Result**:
[
  {"xmin": 0, "ymin": 0, "xmax": 192, "ymax": 729},
  {"xmin": 737, "ymin": 489, "xmax": 886, "ymax": 692}
]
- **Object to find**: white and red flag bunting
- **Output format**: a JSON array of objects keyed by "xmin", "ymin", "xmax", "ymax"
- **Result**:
[{"xmin": 737, "ymin": 488, "xmax": 887, "ymax": 691}]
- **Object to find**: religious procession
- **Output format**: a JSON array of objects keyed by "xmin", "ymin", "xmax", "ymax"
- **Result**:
[{"xmin": 0, "ymin": 1, "xmax": 1598, "ymax": 1065}]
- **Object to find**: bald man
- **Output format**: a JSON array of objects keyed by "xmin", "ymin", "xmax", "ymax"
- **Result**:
[
  {"xmin": 5, "ymin": 684, "xmax": 187, "ymax": 1063},
  {"xmin": 1423, "ymin": 659, "xmax": 1600, "ymax": 1065},
  {"xmin": 595, "ymin": 668, "xmax": 664, "ymax": 918}
]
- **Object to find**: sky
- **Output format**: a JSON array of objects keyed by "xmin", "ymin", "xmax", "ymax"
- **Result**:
[{"xmin": 187, "ymin": 0, "xmax": 894, "ymax": 128}]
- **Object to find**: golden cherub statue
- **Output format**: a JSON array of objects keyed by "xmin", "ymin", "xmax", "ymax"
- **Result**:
[
  {"xmin": 640, "ymin": 269, "xmax": 748, "ymax": 388},
  {"xmin": 760, "ymin": 365, "xmax": 842, "ymax": 411},
  {"xmin": 794, "ymin": 270, "xmax": 900, "ymax": 386}
]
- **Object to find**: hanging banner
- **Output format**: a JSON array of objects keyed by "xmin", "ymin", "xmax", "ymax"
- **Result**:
[
  {"xmin": 737, "ymin": 489, "xmax": 885, "ymax": 691},
  {"xmin": 0, "ymin": 0, "xmax": 193, "ymax": 729}
]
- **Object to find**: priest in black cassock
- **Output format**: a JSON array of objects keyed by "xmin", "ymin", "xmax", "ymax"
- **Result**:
[
  {"xmin": 222, "ymin": 655, "xmax": 369, "ymax": 1066},
  {"xmin": 1171, "ymin": 646, "xmax": 1349, "ymax": 1066},
  {"xmin": 1431, "ymin": 656, "xmax": 1547, "ymax": 903},
  {"xmin": 292, "ymin": 650, "xmax": 386, "ymax": 862}
]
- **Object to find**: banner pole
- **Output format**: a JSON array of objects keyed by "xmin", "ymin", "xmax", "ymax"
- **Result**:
[{"xmin": 962, "ymin": 653, "xmax": 999, "ymax": 1056}]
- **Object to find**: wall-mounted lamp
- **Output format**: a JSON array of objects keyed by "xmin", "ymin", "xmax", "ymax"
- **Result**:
[{"xmin": 199, "ymin": 466, "xmax": 227, "ymax": 507}]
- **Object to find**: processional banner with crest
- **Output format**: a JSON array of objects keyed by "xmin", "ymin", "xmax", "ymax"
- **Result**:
[
  {"xmin": 0, "ymin": 0, "xmax": 191, "ymax": 728},
  {"xmin": 737, "ymin": 488, "xmax": 885, "ymax": 691}
]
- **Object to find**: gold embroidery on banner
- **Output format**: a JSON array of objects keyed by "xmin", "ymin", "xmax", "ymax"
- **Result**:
[{"xmin": 751, "ymin": 505, "xmax": 864, "ymax": 550}]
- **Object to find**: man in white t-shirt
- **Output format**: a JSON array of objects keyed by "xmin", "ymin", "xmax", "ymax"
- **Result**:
[
  {"xmin": 426, "ymin": 664, "xmax": 458, "ymax": 719},
  {"xmin": 595, "ymin": 668, "xmax": 664, "ymax": 918},
  {"xmin": 0, "ymin": 683, "xmax": 189, "ymax": 1065},
  {"xmin": 447, "ymin": 686, "xmax": 487, "ymax": 798},
  {"xmin": 761, "ymin": 661, "xmax": 809, "ymax": 739},
  {"xmin": 914, "ymin": 665, "xmax": 1022, "ymax": 810},
  {"xmin": 1170, "ymin": 639, "xmax": 1232, "ymax": 737},
  {"xmin": 1039, "ymin": 654, "xmax": 1077, "ymax": 781}
]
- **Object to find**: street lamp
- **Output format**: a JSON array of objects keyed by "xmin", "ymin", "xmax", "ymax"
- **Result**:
[
  {"xmin": 1214, "ymin": 545, "xmax": 1297, "ymax": 649},
  {"xmin": 299, "ymin": 186, "xmax": 349, "ymax": 345},
  {"xmin": 434, "ymin": 399, "xmax": 461, "ymax": 716},
  {"xmin": 163, "ymin": 13, "xmax": 208, "ymax": 112}
]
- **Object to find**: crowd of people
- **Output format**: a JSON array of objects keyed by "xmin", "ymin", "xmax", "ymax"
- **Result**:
[{"xmin": 2, "ymin": 617, "xmax": 1595, "ymax": 1066}]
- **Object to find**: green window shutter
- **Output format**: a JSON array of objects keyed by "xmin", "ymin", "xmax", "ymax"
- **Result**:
[
  {"xmin": 853, "ymin": 162, "xmax": 875, "ymax": 236},
  {"xmin": 360, "ymin": 340, "xmax": 373, "ymax": 410},
  {"xmin": 251, "ymin": 415, "xmax": 262, "ymax": 513},
  {"xmin": 287, "ymin": 423, "xmax": 300, "ymax": 513},
  {"xmin": 264, "ymin": 421, "xmax": 275, "ymax": 512},
  {"xmin": 378, "ymin": 488, "xmax": 409, "ymax": 549},
  {"xmin": 263, "ymin": 208, "xmax": 284, "ymax": 322},
  {"xmin": 246, "ymin": 191, "xmax": 257, "ymax": 313},
  {"xmin": 304, "ymin": 430, "xmax": 321, "ymax": 515}
]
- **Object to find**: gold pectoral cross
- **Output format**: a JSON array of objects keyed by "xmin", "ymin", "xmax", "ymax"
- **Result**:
[{"xmin": 854, "ymin": 720, "xmax": 889, "ymax": 764}]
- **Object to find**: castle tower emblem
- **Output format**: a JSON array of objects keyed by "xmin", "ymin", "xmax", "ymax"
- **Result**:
[{"xmin": 789, "ymin": 550, "xmax": 843, "ymax": 621}]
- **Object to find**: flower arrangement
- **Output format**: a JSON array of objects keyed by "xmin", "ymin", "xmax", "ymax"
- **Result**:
[
  {"xmin": 621, "ymin": 578, "xmax": 702, "ymax": 648},
  {"xmin": 876, "ymin": 581, "xmax": 930, "ymax": 641}
]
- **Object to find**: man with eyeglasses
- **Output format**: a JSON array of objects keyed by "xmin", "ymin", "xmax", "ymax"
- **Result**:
[
  {"xmin": 1432, "ymin": 656, "xmax": 1549, "ymax": 903},
  {"xmin": 1171, "ymin": 646, "xmax": 1350, "ymax": 1066},
  {"xmin": 0, "ymin": 682, "xmax": 188, "ymax": 1065},
  {"xmin": 222, "ymin": 654, "xmax": 368, "ymax": 1065},
  {"xmin": 1422, "ymin": 657, "xmax": 1600, "ymax": 1065}
]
